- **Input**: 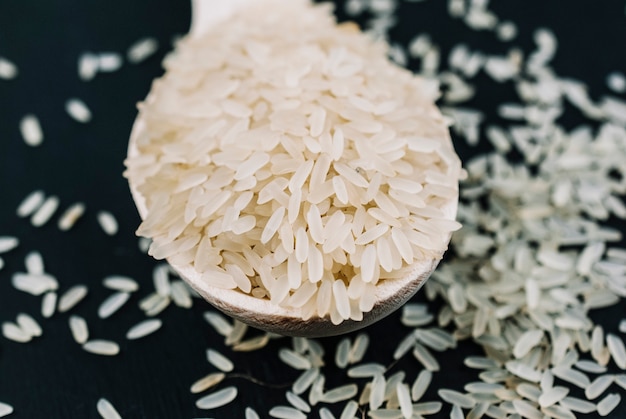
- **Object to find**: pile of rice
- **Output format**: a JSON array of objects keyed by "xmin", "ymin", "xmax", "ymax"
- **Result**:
[{"xmin": 125, "ymin": 0, "xmax": 462, "ymax": 324}]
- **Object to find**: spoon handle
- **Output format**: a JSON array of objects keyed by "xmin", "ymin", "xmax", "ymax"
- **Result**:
[{"xmin": 190, "ymin": 0, "xmax": 252, "ymax": 38}]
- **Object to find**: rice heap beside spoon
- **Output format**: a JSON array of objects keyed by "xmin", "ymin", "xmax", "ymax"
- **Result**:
[{"xmin": 124, "ymin": 0, "xmax": 462, "ymax": 324}]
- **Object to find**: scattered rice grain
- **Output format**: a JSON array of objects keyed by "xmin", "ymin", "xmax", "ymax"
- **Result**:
[
  {"xmin": 83, "ymin": 340, "xmax": 120, "ymax": 356},
  {"xmin": 97, "ymin": 398, "xmax": 122, "ymax": 419},
  {"xmin": 126, "ymin": 319, "xmax": 162, "ymax": 340},
  {"xmin": 195, "ymin": 387, "xmax": 238, "ymax": 409},
  {"xmin": 206, "ymin": 349, "xmax": 234, "ymax": 372}
]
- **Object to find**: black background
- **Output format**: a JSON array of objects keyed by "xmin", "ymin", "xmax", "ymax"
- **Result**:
[{"xmin": 0, "ymin": 1, "xmax": 625, "ymax": 418}]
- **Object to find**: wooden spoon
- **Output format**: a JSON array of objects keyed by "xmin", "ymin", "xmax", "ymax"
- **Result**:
[{"xmin": 127, "ymin": 0, "xmax": 459, "ymax": 337}]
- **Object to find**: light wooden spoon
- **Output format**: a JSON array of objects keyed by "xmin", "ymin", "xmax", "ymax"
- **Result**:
[{"xmin": 127, "ymin": 0, "xmax": 459, "ymax": 337}]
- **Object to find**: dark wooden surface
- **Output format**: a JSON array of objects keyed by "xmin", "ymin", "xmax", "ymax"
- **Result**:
[{"xmin": 0, "ymin": 1, "xmax": 625, "ymax": 418}]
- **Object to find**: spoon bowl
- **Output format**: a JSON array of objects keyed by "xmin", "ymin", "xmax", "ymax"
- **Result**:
[{"xmin": 127, "ymin": 0, "xmax": 459, "ymax": 337}]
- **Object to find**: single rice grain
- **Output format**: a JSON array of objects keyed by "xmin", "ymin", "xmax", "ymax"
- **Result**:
[
  {"xmin": 58, "ymin": 203, "xmax": 86, "ymax": 231},
  {"xmin": 206, "ymin": 349, "xmax": 234, "ymax": 372},
  {"xmin": 58, "ymin": 285, "xmax": 88, "ymax": 312},
  {"xmin": 98, "ymin": 292, "xmax": 130, "ymax": 319},
  {"xmin": 41, "ymin": 291, "xmax": 57, "ymax": 318},
  {"xmin": 0, "ymin": 237, "xmax": 18, "ymax": 254},
  {"xmin": 31, "ymin": 196, "xmax": 59, "ymax": 227},
  {"xmin": 269, "ymin": 406, "xmax": 307, "ymax": 419},
  {"xmin": 195, "ymin": 387, "xmax": 238, "ymax": 409},
  {"xmin": 597, "ymin": 393, "xmax": 621, "ymax": 416},
  {"xmin": 83, "ymin": 340, "xmax": 120, "ymax": 356},
  {"xmin": 17, "ymin": 190, "xmax": 45, "ymax": 218},
  {"xmin": 0, "ymin": 402, "xmax": 13, "ymax": 418},
  {"xmin": 97, "ymin": 398, "xmax": 122, "ymax": 419},
  {"xmin": 0, "ymin": 56, "xmax": 18, "ymax": 79},
  {"xmin": 19, "ymin": 114, "xmax": 43, "ymax": 146},
  {"xmin": 103, "ymin": 276, "xmax": 139, "ymax": 292},
  {"xmin": 69, "ymin": 315, "xmax": 89, "ymax": 344},
  {"xmin": 97, "ymin": 211, "xmax": 118, "ymax": 236},
  {"xmin": 127, "ymin": 37, "xmax": 159, "ymax": 64},
  {"xmin": 65, "ymin": 98, "xmax": 92, "ymax": 123},
  {"xmin": 25, "ymin": 251, "xmax": 44, "ymax": 274},
  {"xmin": 245, "ymin": 407, "xmax": 260, "ymax": 419},
  {"xmin": 190, "ymin": 372, "xmax": 226, "ymax": 394},
  {"xmin": 607, "ymin": 334, "xmax": 626, "ymax": 369},
  {"xmin": 126, "ymin": 319, "xmax": 162, "ymax": 340}
]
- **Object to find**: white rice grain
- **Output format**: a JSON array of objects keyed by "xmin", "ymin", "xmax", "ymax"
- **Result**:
[
  {"xmin": 97, "ymin": 52, "xmax": 123, "ymax": 72},
  {"xmin": 369, "ymin": 374, "xmax": 386, "ymax": 410},
  {"xmin": 190, "ymin": 372, "xmax": 226, "ymax": 394},
  {"xmin": 195, "ymin": 387, "xmax": 238, "ymax": 409},
  {"xmin": 58, "ymin": 285, "xmax": 88, "ymax": 312},
  {"xmin": 347, "ymin": 363, "xmax": 386, "ymax": 378},
  {"xmin": 411, "ymin": 370, "xmax": 432, "ymax": 402},
  {"xmin": 233, "ymin": 334, "xmax": 270, "ymax": 352},
  {"xmin": 338, "ymin": 401, "xmax": 358, "ymax": 419},
  {"xmin": 286, "ymin": 391, "xmax": 310, "ymax": 413},
  {"xmin": 597, "ymin": 393, "xmax": 621, "ymax": 417},
  {"xmin": 585, "ymin": 375, "xmax": 614, "ymax": 400},
  {"xmin": 0, "ymin": 56, "xmax": 18, "ymax": 79},
  {"xmin": 560, "ymin": 396, "xmax": 597, "ymax": 414},
  {"xmin": 69, "ymin": 315, "xmax": 89, "ymax": 344},
  {"xmin": 396, "ymin": 382, "xmax": 412, "ymax": 419},
  {"xmin": 412, "ymin": 343, "xmax": 440, "ymax": 371},
  {"xmin": 348, "ymin": 333, "xmax": 369, "ymax": 364},
  {"xmin": 78, "ymin": 52, "xmax": 98, "ymax": 81},
  {"xmin": 97, "ymin": 211, "xmax": 118, "ymax": 236},
  {"xmin": 83, "ymin": 340, "xmax": 120, "ymax": 356},
  {"xmin": 97, "ymin": 398, "xmax": 122, "ymax": 419},
  {"xmin": 575, "ymin": 360, "xmax": 607, "ymax": 374},
  {"xmin": 412, "ymin": 401, "xmax": 443, "ymax": 415},
  {"xmin": 551, "ymin": 367, "xmax": 590, "ymax": 389},
  {"xmin": 24, "ymin": 251, "xmax": 44, "ymax": 275},
  {"xmin": 12, "ymin": 273, "xmax": 57, "ymax": 296},
  {"xmin": 98, "ymin": 292, "xmax": 130, "ymax": 319},
  {"xmin": 279, "ymin": 348, "xmax": 312, "ymax": 370},
  {"xmin": 269, "ymin": 406, "xmax": 306, "ymax": 419},
  {"xmin": 31, "ymin": 195, "xmax": 60, "ymax": 227},
  {"xmin": 321, "ymin": 384, "xmax": 358, "ymax": 404},
  {"xmin": 206, "ymin": 349, "xmax": 234, "ymax": 372},
  {"xmin": 65, "ymin": 98, "xmax": 92, "ymax": 123},
  {"xmin": 511, "ymin": 399, "xmax": 542, "ymax": 419},
  {"xmin": 319, "ymin": 407, "xmax": 337, "ymax": 419},
  {"xmin": 438, "ymin": 389, "xmax": 475, "ymax": 409},
  {"xmin": 17, "ymin": 190, "xmax": 45, "ymax": 218},
  {"xmin": 0, "ymin": 402, "xmax": 13, "ymax": 418},
  {"xmin": 245, "ymin": 407, "xmax": 260, "ymax": 419},
  {"xmin": 58, "ymin": 202, "xmax": 86, "ymax": 231},
  {"xmin": 607, "ymin": 334, "xmax": 626, "ymax": 369},
  {"xmin": 335, "ymin": 338, "xmax": 351, "ymax": 369},
  {"xmin": 513, "ymin": 329, "xmax": 543, "ymax": 358},
  {"xmin": 127, "ymin": 37, "xmax": 159, "ymax": 64},
  {"xmin": 19, "ymin": 114, "xmax": 43, "ymax": 146},
  {"xmin": 292, "ymin": 368, "xmax": 320, "ymax": 395},
  {"xmin": 41, "ymin": 291, "xmax": 57, "ymax": 318},
  {"xmin": 153, "ymin": 265, "xmax": 171, "ymax": 297},
  {"xmin": 126, "ymin": 319, "xmax": 162, "ymax": 340},
  {"xmin": 170, "ymin": 281, "xmax": 193, "ymax": 308},
  {"xmin": 0, "ymin": 237, "xmax": 18, "ymax": 254},
  {"xmin": 103, "ymin": 276, "xmax": 139, "ymax": 293},
  {"xmin": 538, "ymin": 386, "xmax": 569, "ymax": 407}
]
